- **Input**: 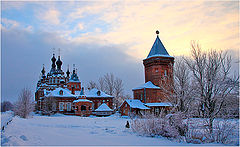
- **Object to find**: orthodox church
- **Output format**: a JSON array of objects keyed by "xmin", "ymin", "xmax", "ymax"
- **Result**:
[
  {"xmin": 35, "ymin": 54, "xmax": 113, "ymax": 116},
  {"xmin": 120, "ymin": 31, "xmax": 174, "ymax": 116}
]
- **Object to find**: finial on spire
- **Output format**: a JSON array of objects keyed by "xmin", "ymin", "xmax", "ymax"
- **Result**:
[
  {"xmin": 156, "ymin": 30, "xmax": 159, "ymax": 35},
  {"xmin": 58, "ymin": 48, "xmax": 61, "ymax": 57},
  {"xmin": 73, "ymin": 64, "xmax": 76, "ymax": 74},
  {"xmin": 53, "ymin": 48, "xmax": 55, "ymax": 55}
]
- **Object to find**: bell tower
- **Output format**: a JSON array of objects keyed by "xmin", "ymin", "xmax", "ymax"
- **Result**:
[{"xmin": 143, "ymin": 30, "xmax": 174, "ymax": 87}]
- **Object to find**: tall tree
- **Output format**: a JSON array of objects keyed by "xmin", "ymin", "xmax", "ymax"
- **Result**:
[
  {"xmin": 14, "ymin": 88, "xmax": 34, "ymax": 118},
  {"xmin": 185, "ymin": 41, "xmax": 239, "ymax": 133}
]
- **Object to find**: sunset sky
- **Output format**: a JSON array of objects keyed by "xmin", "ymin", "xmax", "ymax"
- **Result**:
[{"xmin": 1, "ymin": 1, "xmax": 239, "ymax": 102}]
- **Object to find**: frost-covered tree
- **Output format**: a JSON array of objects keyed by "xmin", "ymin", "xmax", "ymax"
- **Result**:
[
  {"xmin": 173, "ymin": 57, "xmax": 195, "ymax": 113},
  {"xmin": 185, "ymin": 41, "xmax": 239, "ymax": 133},
  {"xmin": 14, "ymin": 88, "xmax": 34, "ymax": 118}
]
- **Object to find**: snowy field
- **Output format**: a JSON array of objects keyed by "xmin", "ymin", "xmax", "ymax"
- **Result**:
[{"xmin": 1, "ymin": 112, "xmax": 235, "ymax": 146}]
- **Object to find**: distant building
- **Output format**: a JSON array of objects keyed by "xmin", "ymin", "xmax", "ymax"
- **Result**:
[
  {"xmin": 35, "ymin": 54, "xmax": 113, "ymax": 116},
  {"xmin": 120, "ymin": 31, "xmax": 174, "ymax": 116}
]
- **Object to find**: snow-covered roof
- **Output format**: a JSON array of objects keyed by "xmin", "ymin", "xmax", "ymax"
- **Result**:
[
  {"xmin": 132, "ymin": 81, "xmax": 161, "ymax": 90},
  {"xmin": 146, "ymin": 35, "xmax": 174, "ymax": 59},
  {"xmin": 95, "ymin": 103, "xmax": 113, "ymax": 112},
  {"xmin": 73, "ymin": 99, "xmax": 92, "ymax": 103},
  {"xmin": 124, "ymin": 99, "xmax": 150, "ymax": 110},
  {"xmin": 85, "ymin": 88, "xmax": 114, "ymax": 98},
  {"xmin": 46, "ymin": 87, "xmax": 76, "ymax": 98},
  {"xmin": 145, "ymin": 102, "xmax": 173, "ymax": 107}
]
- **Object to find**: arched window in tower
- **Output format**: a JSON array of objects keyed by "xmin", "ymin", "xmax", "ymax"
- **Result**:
[
  {"xmin": 59, "ymin": 90, "xmax": 63, "ymax": 95},
  {"xmin": 155, "ymin": 68, "xmax": 159, "ymax": 73}
]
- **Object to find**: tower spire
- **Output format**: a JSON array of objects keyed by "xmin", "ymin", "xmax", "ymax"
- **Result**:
[
  {"xmin": 58, "ymin": 48, "xmax": 61, "ymax": 57},
  {"xmin": 146, "ymin": 30, "xmax": 172, "ymax": 59},
  {"xmin": 41, "ymin": 64, "xmax": 45, "ymax": 76},
  {"xmin": 73, "ymin": 64, "xmax": 75, "ymax": 74},
  {"xmin": 66, "ymin": 64, "xmax": 70, "ymax": 77}
]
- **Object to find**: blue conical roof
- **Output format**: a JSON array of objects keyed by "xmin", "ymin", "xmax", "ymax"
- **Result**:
[{"xmin": 147, "ymin": 35, "xmax": 173, "ymax": 59}]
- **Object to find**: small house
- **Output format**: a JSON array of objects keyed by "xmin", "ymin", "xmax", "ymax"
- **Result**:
[{"xmin": 119, "ymin": 99, "xmax": 150, "ymax": 116}]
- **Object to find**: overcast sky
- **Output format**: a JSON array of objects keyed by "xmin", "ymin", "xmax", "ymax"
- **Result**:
[{"xmin": 1, "ymin": 1, "xmax": 239, "ymax": 102}]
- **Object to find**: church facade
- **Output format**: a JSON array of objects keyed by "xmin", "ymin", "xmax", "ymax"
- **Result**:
[
  {"xmin": 35, "ymin": 54, "xmax": 113, "ymax": 116},
  {"xmin": 120, "ymin": 31, "xmax": 174, "ymax": 116}
]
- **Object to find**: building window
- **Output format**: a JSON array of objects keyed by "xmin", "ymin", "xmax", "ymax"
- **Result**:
[
  {"xmin": 97, "ymin": 91, "xmax": 101, "ymax": 96},
  {"xmin": 92, "ymin": 103, "xmax": 95, "ymax": 110},
  {"xmin": 164, "ymin": 70, "xmax": 167, "ymax": 76},
  {"xmin": 81, "ymin": 105, "xmax": 86, "ymax": 111},
  {"xmin": 155, "ymin": 68, "xmax": 159, "ymax": 73},
  {"xmin": 59, "ymin": 102, "xmax": 64, "ymax": 111},
  {"xmin": 52, "ymin": 103, "xmax": 56, "ymax": 111},
  {"xmin": 67, "ymin": 103, "xmax": 71, "ymax": 111},
  {"xmin": 155, "ymin": 108, "xmax": 159, "ymax": 114},
  {"xmin": 125, "ymin": 104, "xmax": 128, "ymax": 108}
]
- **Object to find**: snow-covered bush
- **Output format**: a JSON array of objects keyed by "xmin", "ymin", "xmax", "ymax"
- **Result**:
[
  {"xmin": 131, "ymin": 112, "xmax": 187, "ymax": 138},
  {"xmin": 14, "ymin": 88, "xmax": 34, "ymax": 118},
  {"xmin": 185, "ymin": 118, "xmax": 239, "ymax": 145}
]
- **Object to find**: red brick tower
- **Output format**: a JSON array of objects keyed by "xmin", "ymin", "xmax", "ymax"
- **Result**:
[
  {"xmin": 143, "ymin": 30, "xmax": 174, "ymax": 87},
  {"xmin": 133, "ymin": 31, "xmax": 174, "ymax": 103}
]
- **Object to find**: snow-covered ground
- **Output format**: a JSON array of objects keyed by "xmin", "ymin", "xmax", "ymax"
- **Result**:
[
  {"xmin": 1, "ymin": 111, "xmax": 14, "ymax": 129},
  {"xmin": 0, "ymin": 113, "xmax": 233, "ymax": 146}
]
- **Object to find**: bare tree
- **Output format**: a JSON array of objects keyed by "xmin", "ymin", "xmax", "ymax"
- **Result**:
[
  {"xmin": 87, "ymin": 80, "xmax": 97, "ymax": 89},
  {"xmin": 14, "ymin": 88, "xmax": 34, "ymax": 118},
  {"xmin": 98, "ymin": 77, "xmax": 105, "ymax": 92},
  {"xmin": 1, "ymin": 101, "xmax": 13, "ymax": 112},
  {"xmin": 113, "ymin": 77, "xmax": 124, "ymax": 108},
  {"xmin": 103, "ymin": 73, "xmax": 115, "ymax": 95},
  {"xmin": 87, "ymin": 73, "xmax": 125, "ymax": 109},
  {"xmin": 185, "ymin": 41, "xmax": 239, "ymax": 133},
  {"xmin": 173, "ymin": 57, "xmax": 194, "ymax": 113}
]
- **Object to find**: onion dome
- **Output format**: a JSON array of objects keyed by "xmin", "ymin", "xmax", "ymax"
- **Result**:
[
  {"xmin": 51, "ymin": 54, "xmax": 56, "ymax": 69},
  {"xmin": 56, "ymin": 56, "xmax": 62, "ymax": 70}
]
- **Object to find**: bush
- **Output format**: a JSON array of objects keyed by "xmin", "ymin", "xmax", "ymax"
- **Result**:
[
  {"xmin": 131, "ymin": 112, "xmax": 187, "ymax": 138},
  {"xmin": 185, "ymin": 118, "xmax": 239, "ymax": 145}
]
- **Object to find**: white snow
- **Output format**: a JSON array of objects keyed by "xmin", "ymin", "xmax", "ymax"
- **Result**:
[
  {"xmin": 85, "ymin": 88, "xmax": 113, "ymax": 98},
  {"xmin": 1, "ymin": 111, "xmax": 14, "ymax": 129},
  {"xmin": 124, "ymin": 99, "xmax": 150, "ymax": 110},
  {"xmin": 73, "ymin": 99, "xmax": 92, "ymax": 103},
  {"xmin": 46, "ymin": 87, "xmax": 76, "ymax": 98},
  {"xmin": 132, "ymin": 81, "xmax": 161, "ymax": 90},
  {"xmin": 1, "ymin": 113, "xmax": 235, "ymax": 146},
  {"xmin": 95, "ymin": 103, "xmax": 113, "ymax": 112},
  {"xmin": 146, "ymin": 54, "xmax": 174, "ymax": 59},
  {"xmin": 145, "ymin": 102, "xmax": 173, "ymax": 107}
]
